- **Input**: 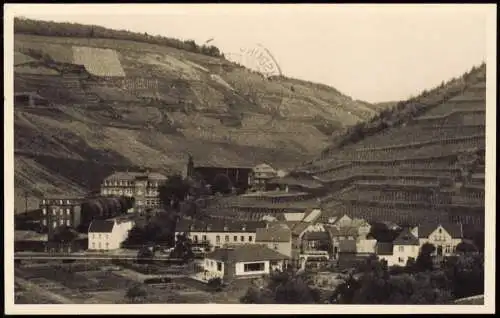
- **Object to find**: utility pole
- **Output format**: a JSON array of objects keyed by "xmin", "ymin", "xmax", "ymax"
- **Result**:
[{"xmin": 24, "ymin": 190, "xmax": 29, "ymax": 216}]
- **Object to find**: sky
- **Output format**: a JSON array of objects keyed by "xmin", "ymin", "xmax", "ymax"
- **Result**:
[{"xmin": 8, "ymin": 4, "xmax": 493, "ymax": 103}]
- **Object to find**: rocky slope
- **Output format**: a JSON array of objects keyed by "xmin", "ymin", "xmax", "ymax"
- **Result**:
[{"xmin": 13, "ymin": 20, "xmax": 385, "ymax": 210}]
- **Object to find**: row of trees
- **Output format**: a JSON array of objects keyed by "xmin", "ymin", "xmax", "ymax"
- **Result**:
[
  {"xmin": 79, "ymin": 196, "xmax": 134, "ymax": 231},
  {"xmin": 324, "ymin": 62, "xmax": 486, "ymax": 152},
  {"xmin": 14, "ymin": 17, "xmax": 224, "ymax": 58},
  {"xmin": 239, "ymin": 242, "xmax": 483, "ymax": 304}
]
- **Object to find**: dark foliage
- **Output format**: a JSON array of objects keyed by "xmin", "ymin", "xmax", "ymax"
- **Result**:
[
  {"xmin": 212, "ymin": 173, "xmax": 233, "ymax": 195},
  {"xmin": 14, "ymin": 17, "xmax": 224, "ymax": 58}
]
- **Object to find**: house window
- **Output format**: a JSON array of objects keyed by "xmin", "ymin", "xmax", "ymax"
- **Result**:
[
  {"xmin": 92, "ymin": 242, "xmax": 95, "ymax": 249},
  {"xmin": 42, "ymin": 208, "xmax": 46, "ymax": 215},
  {"xmin": 42, "ymin": 219, "xmax": 47, "ymax": 226},
  {"xmin": 202, "ymin": 235, "xmax": 207, "ymax": 242},
  {"xmin": 66, "ymin": 220, "xmax": 70, "ymax": 226},
  {"xmin": 106, "ymin": 242, "xmax": 109, "ymax": 249},
  {"xmin": 234, "ymin": 236, "xmax": 238, "ymax": 242},
  {"xmin": 59, "ymin": 219, "xmax": 64, "ymax": 225},
  {"xmin": 193, "ymin": 235, "xmax": 198, "ymax": 242},
  {"xmin": 244, "ymin": 262, "xmax": 265, "ymax": 272},
  {"xmin": 217, "ymin": 262, "xmax": 222, "ymax": 271},
  {"xmin": 273, "ymin": 243, "xmax": 279, "ymax": 250},
  {"xmin": 438, "ymin": 228, "xmax": 442, "ymax": 234},
  {"xmin": 399, "ymin": 246, "xmax": 404, "ymax": 252},
  {"xmin": 249, "ymin": 236, "xmax": 253, "ymax": 242},
  {"xmin": 216, "ymin": 236, "xmax": 221, "ymax": 243},
  {"xmin": 99, "ymin": 234, "xmax": 101, "ymax": 239},
  {"xmin": 52, "ymin": 221, "xmax": 57, "ymax": 228},
  {"xmin": 52, "ymin": 210, "xmax": 56, "ymax": 216},
  {"xmin": 398, "ymin": 257, "xmax": 404, "ymax": 263},
  {"xmin": 98, "ymin": 242, "xmax": 102, "ymax": 249},
  {"xmin": 240, "ymin": 236, "xmax": 245, "ymax": 242},
  {"xmin": 225, "ymin": 235, "xmax": 229, "ymax": 242}
]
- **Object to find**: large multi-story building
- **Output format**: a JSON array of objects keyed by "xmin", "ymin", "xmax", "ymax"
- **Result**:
[
  {"xmin": 39, "ymin": 197, "xmax": 83, "ymax": 240},
  {"xmin": 100, "ymin": 170, "xmax": 167, "ymax": 214},
  {"xmin": 248, "ymin": 163, "xmax": 278, "ymax": 192}
]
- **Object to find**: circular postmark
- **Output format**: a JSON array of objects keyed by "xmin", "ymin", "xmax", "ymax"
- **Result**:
[{"xmin": 207, "ymin": 39, "xmax": 288, "ymax": 120}]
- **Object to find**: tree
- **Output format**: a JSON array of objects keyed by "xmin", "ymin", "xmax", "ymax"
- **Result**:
[
  {"xmin": 207, "ymin": 277, "xmax": 223, "ymax": 292},
  {"xmin": 125, "ymin": 284, "xmax": 147, "ymax": 302},
  {"xmin": 170, "ymin": 233, "xmax": 194, "ymax": 262},
  {"xmin": 455, "ymin": 241, "xmax": 478, "ymax": 254},
  {"xmin": 52, "ymin": 225, "xmax": 78, "ymax": 244},
  {"xmin": 240, "ymin": 271, "xmax": 319, "ymax": 304},
  {"xmin": 415, "ymin": 243, "xmax": 436, "ymax": 272},
  {"xmin": 212, "ymin": 173, "xmax": 232, "ymax": 194}
]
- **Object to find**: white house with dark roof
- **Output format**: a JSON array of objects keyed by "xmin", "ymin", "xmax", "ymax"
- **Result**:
[
  {"xmin": 377, "ymin": 228, "xmax": 420, "ymax": 267},
  {"xmin": 412, "ymin": 222, "xmax": 464, "ymax": 256},
  {"xmin": 88, "ymin": 218, "xmax": 134, "ymax": 250},
  {"xmin": 201, "ymin": 244, "xmax": 289, "ymax": 281},
  {"xmin": 175, "ymin": 219, "xmax": 266, "ymax": 252}
]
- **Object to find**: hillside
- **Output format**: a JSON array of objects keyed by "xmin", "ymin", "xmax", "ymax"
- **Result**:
[
  {"xmin": 202, "ymin": 64, "xmax": 486, "ymax": 234},
  {"xmin": 12, "ymin": 18, "xmax": 380, "ymax": 211}
]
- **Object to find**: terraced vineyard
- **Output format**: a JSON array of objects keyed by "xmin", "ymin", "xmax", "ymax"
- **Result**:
[
  {"xmin": 13, "ymin": 21, "xmax": 391, "ymax": 206},
  {"xmin": 294, "ymin": 66, "xmax": 486, "ymax": 234}
]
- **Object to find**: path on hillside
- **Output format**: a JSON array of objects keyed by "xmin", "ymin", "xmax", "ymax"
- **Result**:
[{"xmin": 15, "ymin": 276, "xmax": 75, "ymax": 304}]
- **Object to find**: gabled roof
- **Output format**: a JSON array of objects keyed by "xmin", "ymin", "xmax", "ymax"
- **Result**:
[
  {"xmin": 302, "ymin": 209, "xmax": 322, "ymax": 223},
  {"xmin": 393, "ymin": 228, "xmax": 419, "ymax": 246},
  {"xmin": 206, "ymin": 244, "xmax": 289, "ymax": 262},
  {"xmin": 376, "ymin": 242, "xmax": 394, "ymax": 255},
  {"xmin": 256, "ymin": 223, "xmax": 291, "ymax": 242},
  {"xmin": 339, "ymin": 239, "xmax": 357, "ymax": 253},
  {"xmin": 287, "ymin": 221, "xmax": 310, "ymax": 236},
  {"xmin": 252, "ymin": 163, "xmax": 275, "ymax": 172},
  {"xmin": 302, "ymin": 231, "xmax": 330, "ymax": 241},
  {"xmin": 325, "ymin": 225, "xmax": 359, "ymax": 238},
  {"xmin": 88, "ymin": 220, "xmax": 115, "ymax": 233},
  {"xmin": 417, "ymin": 222, "xmax": 464, "ymax": 239}
]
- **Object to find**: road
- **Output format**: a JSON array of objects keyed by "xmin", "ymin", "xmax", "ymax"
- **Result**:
[{"xmin": 14, "ymin": 251, "xmax": 183, "ymax": 261}]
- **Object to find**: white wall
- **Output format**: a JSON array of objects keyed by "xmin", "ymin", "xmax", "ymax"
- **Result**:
[
  {"xmin": 284, "ymin": 212, "xmax": 306, "ymax": 221},
  {"xmin": 418, "ymin": 225, "xmax": 463, "ymax": 256},
  {"xmin": 178, "ymin": 231, "xmax": 257, "ymax": 250},
  {"xmin": 357, "ymin": 238, "xmax": 377, "ymax": 254},
  {"xmin": 88, "ymin": 220, "xmax": 134, "ymax": 251},
  {"xmin": 203, "ymin": 257, "xmax": 225, "ymax": 279},
  {"xmin": 235, "ymin": 260, "xmax": 270, "ymax": 276},
  {"xmin": 390, "ymin": 244, "xmax": 419, "ymax": 267}
]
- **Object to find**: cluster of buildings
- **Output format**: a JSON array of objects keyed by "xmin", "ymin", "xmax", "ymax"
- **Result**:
[{"xmin": 176, "ymin": 209, "xmax": 468, "ymax": 282}]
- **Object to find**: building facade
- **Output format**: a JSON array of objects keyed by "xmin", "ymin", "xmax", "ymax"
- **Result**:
[
  {"xmin": 175, "ymin": 219, "xmax": 266, "ymax": 252},
  {"xmin": 202, "ymin": 244, "xmax": 289, "ymax": 281},
  {"xmin": 100, "ymin": 171, "xmax": 167, "ymax": 214},
  {"xmin": 413, "ymin": 223, "xmax": 464, "ymax": 256},
  {"xmin": 378, "ymin": 228, "xmax": 420, "ymax": 267},
  {"xmin": 87, "ymin": 218, "xmax": 134, "ymax": 250},
  {"xmin": 40, "ymin": 197, "xmax": 83, "ymax": 240},
  {"xmin": 255, "ymin": 222, "xmax": 292, "ymax": 258},
  {"xmin": 248, "ymin": 163, "xmax": 277, "ymax": 192}
]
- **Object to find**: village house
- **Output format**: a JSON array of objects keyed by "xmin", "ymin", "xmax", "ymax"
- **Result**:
[
  {"xmin": 377, "ymin": 228, "xmax": 420, "ymax": 267},
  {"xmin": 100, "ymin": 170, "xmax": 167, "ymax": 215},
  {"xmin": 201, "ymin": 244, "xmax": 289, "ymax": 282},
  {"xmin": 248, "ymin": 163, "xmax": 278, "ymax": 192},
  {"xmin": 87, "ymin": 217, "xmax": 134, "ymax": 251},
  {"xmin": 255, "ymin": 222, "xmax": 292, "ymax": 257},
  {"xmin": 40, "ymin": 196, "xmax": 84, "ymax": 240},
  {"xmin": 356, "ymin": 233, "xmax": 378, "ymax": 255},
  {"xmin": 412, "ymin": 222, "xmax": 465, "ymax": 256},
  {"xmin": 325, "ymin": 225, "xmax": 359, "ymax": 259},
  {"xmin": 175, "ymin": 219, "xmax": 266, "ymax": 252}
]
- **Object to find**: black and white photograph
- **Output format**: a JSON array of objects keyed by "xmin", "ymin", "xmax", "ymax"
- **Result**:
[{"xmin": 4, "ymin": 3, "xmax": 496, "ymax": 314}]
